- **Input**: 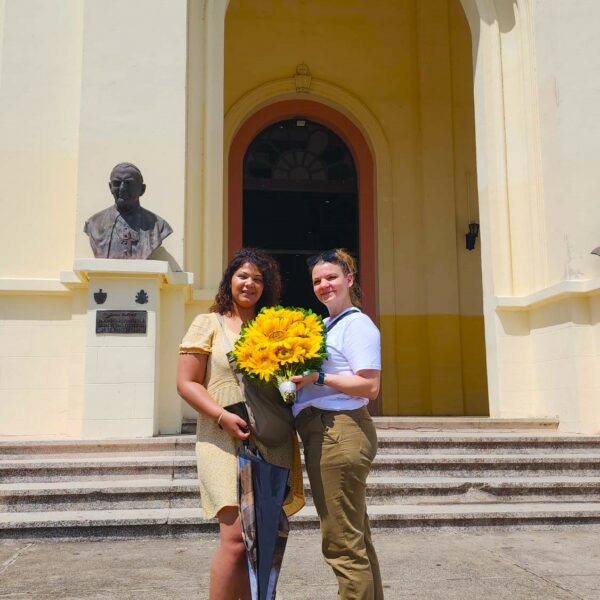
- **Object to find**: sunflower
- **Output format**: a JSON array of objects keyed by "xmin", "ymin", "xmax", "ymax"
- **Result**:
[{"xmin": 232, "ymin": 306, "xmax": 327, "ymax": 385}]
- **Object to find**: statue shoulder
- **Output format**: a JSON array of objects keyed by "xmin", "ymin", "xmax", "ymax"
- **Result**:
[
  {"xmin": 84, "ymin": 205, "xmax": 117, "ymax": 234},
  {"xmin": 140, "ymin": 207, "xmax": 173, "ymax": 238}
]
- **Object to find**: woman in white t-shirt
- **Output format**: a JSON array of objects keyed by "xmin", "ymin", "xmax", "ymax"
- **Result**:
[{"xmin": 291, "ymin": 249, "xmax": 383, "ymax": 600}]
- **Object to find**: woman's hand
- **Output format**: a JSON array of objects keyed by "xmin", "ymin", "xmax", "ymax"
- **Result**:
[
  {"xmin": 292, "ymin": 369, "xmax": 381, "ymax": 401},
  {"xmin": 219, "ymin": 410, "xmax": 251, "ymax": 441},
  {"xmin": 178, "ymin": 354, "xmax": 250, "ymax": 440},
  {"xmin": 291, "ymin": 372, "xmax": 318, "ymax": 390}
]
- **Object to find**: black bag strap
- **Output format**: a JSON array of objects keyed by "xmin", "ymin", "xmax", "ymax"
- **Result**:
[{"xmin": 326, "ymin": 308, "xmax": 360, "ymax": 332}]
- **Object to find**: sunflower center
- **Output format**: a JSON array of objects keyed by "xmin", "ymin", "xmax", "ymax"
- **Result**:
[{"xmin": 268, "ymin": 330, "xmax": 285, "ymax": 341}]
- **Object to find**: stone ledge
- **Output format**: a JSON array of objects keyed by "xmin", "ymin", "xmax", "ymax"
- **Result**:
[
  {"xmin": 0, "ymin": 278, "xmax": 71, "ymax": 295},
  {"xmin": 0, "ymin": 260, "xmax": 194, "ymax": 295},
  {"xmin": 495, "ymin": 278, "xmax": 600, "ymax": 312},
  {"xmin": 64, "ymin": 258, "xmax": 193, "ymax": 288},
  {"xmin": 373, "ymin": 416, "xmax": 559, "ymax": 430}
]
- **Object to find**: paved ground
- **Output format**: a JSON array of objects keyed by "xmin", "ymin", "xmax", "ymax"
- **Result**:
[{"xmin": 1, "ymin": 528, "xmax": 599, "ymax": 599}]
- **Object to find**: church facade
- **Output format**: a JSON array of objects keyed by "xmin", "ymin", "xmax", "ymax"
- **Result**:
[{"xmin": 1, "ymin": 0, "xmax": 600, "ymax": 437}]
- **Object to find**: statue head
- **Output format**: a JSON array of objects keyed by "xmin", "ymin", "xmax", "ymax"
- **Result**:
[{"xmin": 109, "ymin": 162, "xmax": 146, "ymax": 214}]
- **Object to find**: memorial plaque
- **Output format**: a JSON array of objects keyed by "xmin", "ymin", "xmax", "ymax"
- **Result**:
[{"xmin": 96, "ymin": 310, "xmax": 147, "ymax": 334}]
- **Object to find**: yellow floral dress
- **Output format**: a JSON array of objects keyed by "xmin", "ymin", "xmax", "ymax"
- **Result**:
[{"xmin": 179, "ymin": 312, "xmax": 304, "ymax": 519}]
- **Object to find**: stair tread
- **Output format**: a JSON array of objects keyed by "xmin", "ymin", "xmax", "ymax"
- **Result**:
[
  {"xmin": 4, "ymin": 476, "xmax": 600, "ymax": 499},
  {"xmin": 298, "ymin": 502, "xmax": 600, "ymax": 518},
  {"xmin": 1, "ymin": 432, "xmax": 597, "ymax": 447},
  {"xmin": 4, "ymin": 426, "xmax": 600, "ymax": 536},
  {"xmin": 2, "ymin": 502, "xmax": 600, "ymax": 529},
  {"xmin": 4, "ymin": 474, "xmax": 600, "ymax": 490},
  {"xmin": 0, "ymin": 479, "xmax": 197, "ymax": 493},
  {"xmin": 2, "ymin": 452, "xmax": 600, "ymax": 468}
]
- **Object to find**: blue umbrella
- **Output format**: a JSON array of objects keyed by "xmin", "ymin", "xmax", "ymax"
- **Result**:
[{"xmin": 238, "ymin": 442, "xmax": 290, "ymax": 600}]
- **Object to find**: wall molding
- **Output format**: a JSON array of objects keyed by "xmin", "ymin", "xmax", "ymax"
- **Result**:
[{"xmin": 495, "ymin": 279, "xmax": 600, "ymax": 312}]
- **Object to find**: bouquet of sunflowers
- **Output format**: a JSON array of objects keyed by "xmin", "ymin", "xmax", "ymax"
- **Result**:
[{"xmin": 231, "ymin": 306, "xmax": 327, "ymax": 404}]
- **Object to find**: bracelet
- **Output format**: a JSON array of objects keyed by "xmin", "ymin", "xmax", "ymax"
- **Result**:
[{"xmin": 216, "ymin": 409, "xmax": 226, "ymax": 425}]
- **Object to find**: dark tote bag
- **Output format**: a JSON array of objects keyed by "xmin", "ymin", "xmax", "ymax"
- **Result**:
[{"xmin": 217, "ymin": 315, "xmax": 295, "ymax": 447}]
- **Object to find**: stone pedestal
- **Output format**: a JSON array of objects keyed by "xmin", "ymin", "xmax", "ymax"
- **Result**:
[{"xmin": 71, "ymin": 259, "xmax": 192, "ymax": 439}]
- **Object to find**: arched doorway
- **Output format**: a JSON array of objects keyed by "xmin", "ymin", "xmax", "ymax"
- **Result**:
[{"xmin": 228, "ymin": 99, "xmax": 376, "ymax": 318}]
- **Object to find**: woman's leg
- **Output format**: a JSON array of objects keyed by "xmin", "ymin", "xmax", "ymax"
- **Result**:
[{"xmin": 209, "ymin": 506, "xmax": 250, "ymax": 600}]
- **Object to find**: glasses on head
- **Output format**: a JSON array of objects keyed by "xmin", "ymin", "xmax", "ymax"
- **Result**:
[{"xmin": 306, "ymin": 249, "xmax": 337, "ymax": 268}]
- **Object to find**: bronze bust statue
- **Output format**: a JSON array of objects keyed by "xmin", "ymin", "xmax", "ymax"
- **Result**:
[{"xmin": 84, "ymin": 163, "xmax": 173, "ymax": 259}]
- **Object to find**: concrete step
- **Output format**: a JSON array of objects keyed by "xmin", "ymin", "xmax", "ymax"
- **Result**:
[
  {"xmin": 0, "ymin": 437, "xmax": 190, "ymax": 457},
  {"xmin": 181, "ymin": 416, "xmax": 560, "ymax": 435},
  {"xmin": 371, "ymin": 417, "xmax": 560, "ymax": 430},
  {"xmin": 4, "ymin": 426, "xmax": 600, "ymax": 538},
  {"xmin": 0, "ymin": 455, "xmax": 195, "ymax": 482},
  {"xmin": 4, "ymin": 476, "xmax": 600, "ymax": 512},
  {"xmin": 2, "ymin": 501, "xmax": 600, "ymax": 540},
  {"xmin": 5, "ymin": 432, "xmax": 600, "ymax": 460},
  {"xmin": 376, "ymin": 434, "xmax": 600, "ymax": 454},
  {"xmin": 3, "ymin": 452, "xmax": 600, "ymax": 482}
]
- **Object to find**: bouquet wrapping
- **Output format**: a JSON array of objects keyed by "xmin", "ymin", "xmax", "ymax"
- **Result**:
[{"xmin": 231, "ymin": 306, "xmax": 327, "ymax": 404}]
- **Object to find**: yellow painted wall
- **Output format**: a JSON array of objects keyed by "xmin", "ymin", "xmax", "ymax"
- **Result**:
[
  {"xmin": 225, "ymin": 0, "xmax": 488, "ymax": 415},
  {"xmin": 0, "ymin": 0, "xmax": 82, "ymax": 278},
  {"xmin": 72, "ymin": 0, "xmax": 188, "ymax": 266},
  {"xmin": 0, "ymin": 295, "xmax": 75, "ymax": 436}
]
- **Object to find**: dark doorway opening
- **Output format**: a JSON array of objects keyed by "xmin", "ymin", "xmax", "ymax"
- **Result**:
[{"xmin": 242, "ymin": 118, "xmax": 359, "ymax": 315}]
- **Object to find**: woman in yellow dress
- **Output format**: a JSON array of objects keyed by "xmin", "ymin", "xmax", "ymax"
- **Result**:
[{"xmin": 177, "ymin": 248, "xmax": 304, "ymax": 600}]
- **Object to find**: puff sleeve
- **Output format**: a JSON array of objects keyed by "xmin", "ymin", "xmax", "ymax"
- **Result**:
[{"xmin": 179, "ymin": 313, "xmax": 215, "ymax": 354}]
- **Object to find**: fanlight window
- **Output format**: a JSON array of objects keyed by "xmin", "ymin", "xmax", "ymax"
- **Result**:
[{"xmin": 244, "ymin": 119, "xmax": 356, "ymax": 191}]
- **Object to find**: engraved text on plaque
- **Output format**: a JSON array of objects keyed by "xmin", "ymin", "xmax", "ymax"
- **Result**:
[{"xmin": 96, "ymin": 310, "xmax": 147, "ymax": 334}]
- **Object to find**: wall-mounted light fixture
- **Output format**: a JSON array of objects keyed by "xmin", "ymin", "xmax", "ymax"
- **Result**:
[
  {"xmin": 466, "ymin": 222, "xmax": 480, "ymax": 251},
  {"xmin": 465, "ymin": 172, "xmax": 480, "ymax": 251}
]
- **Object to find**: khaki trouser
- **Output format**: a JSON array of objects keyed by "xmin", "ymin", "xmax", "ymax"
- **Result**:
[{"xmin": 296, "ymin": 406, "xmax": 384, "ymax": 600}]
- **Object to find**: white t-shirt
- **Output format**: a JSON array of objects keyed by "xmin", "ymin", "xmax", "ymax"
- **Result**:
[{"xmin": 292, "ymin": 308, "xmax": 381, "ymax": 417}]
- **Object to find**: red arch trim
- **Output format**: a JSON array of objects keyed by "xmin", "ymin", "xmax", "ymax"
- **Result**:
[{"xmin": 228, "ymin": 99, "xmax": 376, "ymax": 318}]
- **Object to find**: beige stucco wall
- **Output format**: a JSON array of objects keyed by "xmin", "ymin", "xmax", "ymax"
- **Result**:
[
  {"xmin": 0, "ymin": 0, "xmax": 82, "ymax": 278},
  {"xmin": 0, "ymin": 295, "xmax": 75, "ymax": 436},
  {"xmin": 0, "ymin": 1, "xmax": 84, "ymax": 436},
  {"xmin": 487, "ymin": 1, "xmax": 600, "ymax": 433},
  {"xmin": 532, "ymin": 0, "xmax": 600, "ymax": 283},
  {"xmin": 73, "ymin": 0, "xmax": 188, "ymax": 269},
  {"xmin": 0, "ymin": 0, "xmax": 193, "ymax": 437},
  {"xmin": 0, "ymin": 0, "xmax": 191, "ymax": 270}
]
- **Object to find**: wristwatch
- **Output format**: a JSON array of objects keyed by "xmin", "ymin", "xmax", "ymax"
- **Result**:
[{"xmin": 315, "ymin": 371, "xmax": 326, "ymax": 386}]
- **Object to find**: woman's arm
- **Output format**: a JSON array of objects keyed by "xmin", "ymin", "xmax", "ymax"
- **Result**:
[
  {"xmin": 291, "ymin": 369, "xmax": 380, "ymax": 401},
  {"xmin": 177, "ymin": 353, "xmax": 250, "ymax": 440}
]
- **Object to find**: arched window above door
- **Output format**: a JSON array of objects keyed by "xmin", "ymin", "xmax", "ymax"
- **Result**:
[{"xmin": 244, "ymin": 119, "xmax": 356, "ymax": 193}]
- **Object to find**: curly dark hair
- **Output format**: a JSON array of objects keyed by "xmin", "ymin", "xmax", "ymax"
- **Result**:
[{"xmin": 210, "ymin": 248, "xmax": 282, "ymax": 315}]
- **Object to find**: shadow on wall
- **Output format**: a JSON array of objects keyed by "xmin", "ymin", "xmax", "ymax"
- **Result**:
[
  {"xmin": 149, "ymin": 247, "xmax": 183, "ymax": 273},
  {"xmin": 498, "ymin": 297, "xmax": 595, "ymax": 338},
  {"xmin": 459, "ymin": 0, "xmax": 518, "ymax": 71}
]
